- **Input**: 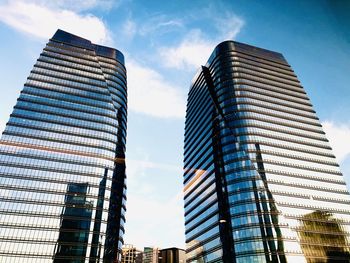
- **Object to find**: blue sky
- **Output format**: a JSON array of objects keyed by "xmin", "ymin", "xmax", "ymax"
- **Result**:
[{"xmin": 0, "ymin": 0, "xmax": 349, "ymax": 250}]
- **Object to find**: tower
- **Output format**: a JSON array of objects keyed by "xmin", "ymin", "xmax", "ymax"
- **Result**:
[
  {"xmin": 0, "ymin": 29, "xmax": 127, "ymax": 262},
  {"xmin": 184, "ymin": 41, "xmax": 350, "ymax": 262}
]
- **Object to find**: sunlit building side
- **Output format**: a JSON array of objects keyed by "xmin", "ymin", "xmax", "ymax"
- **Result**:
[
  {"xmin": 183, "ymin": 41, "xmax": 350, "ymax": 262},
  {"xmin": 143, "ymin": 247, "xmax": 160, "ymax": 263},
  {"xmin": 0, "ymin": 29, "xmax": 127, "ymax": 262},
  {"xmin": 122, "ymin": 244, "xmax": 143, "ymax": 263}
]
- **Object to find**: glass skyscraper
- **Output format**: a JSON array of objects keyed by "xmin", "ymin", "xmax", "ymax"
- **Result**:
[
  {"xmin": 0, "ymin": 29, "xmax": 127, "ymax": 262},
  {"xmin": 183, "ymin": 41, "xmax": 350, "ymax": 262}
]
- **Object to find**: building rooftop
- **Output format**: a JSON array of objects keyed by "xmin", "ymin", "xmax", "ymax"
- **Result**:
[{"xmin": 51, "ymin": 29, "xmax": 124, "ymax": 64}]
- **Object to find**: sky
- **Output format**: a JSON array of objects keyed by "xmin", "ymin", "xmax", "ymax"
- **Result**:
[{"xmin": 0, "ymin": 0, "xmax": 349, "ymax": 250}]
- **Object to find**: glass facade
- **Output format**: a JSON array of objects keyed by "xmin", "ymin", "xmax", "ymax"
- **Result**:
[
  {"xmin": 0, "ymin": 29, "xmax": 127, "ymax": 262},
  {"xmin": 184, "ymin": 41, "xmax": 350, "ymax": 262}
]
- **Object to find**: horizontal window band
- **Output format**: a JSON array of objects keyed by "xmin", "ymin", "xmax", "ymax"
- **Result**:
[
  {"xmin": 18, "ymin": 96, "xmax": 118, "ymax": 120},
  {"xmin": 1, "ymin": 225, "xmax": 109, "ymax": 238},
  {"xmin": 185, "ymin": 223, "xmax": 219, "ymax": 243},
  {"xmin": 0, "ymin": 140, "xmax": 124, "ymax": 163},
  {"xmin": 230, "ymin": 196, "xmax": 350, "ymax": 211},
  {"xmin": 0, "ymin": 184, "xmax": 123, "ymax": 200},
  {"xmin": 14, "ymin": 105, "xmax": 120, "ymax": 129},
  {"xmin": 224, "ymin": 48, "xmax": 291, "ymax": 67},
  {"xmin": 185, "ymin": 93, "xmax": 212, "ymax": 129},
  {"xmin": 0, "ymin": 210, "xmax": 108, "ymax": 223},
  {"xmin": 271, "ymin": 190, "xmax": 350, "ymax": 206},
  {"xmin": 219, "ymin": 61, "xmax": 301, "ymax": 84},
  {"xmin": 276, "ymin": 201, "xmax": 350, "ymax": 214},
  {"xmin": 184, "ymin": 138, "xmax": 212, "ymax": 169},
  {"xmin": 185, "ymin": 210, "xmax": 219, "ymax": 233},
  {"xmin": 44, "ymin": 45, "xmax": 98, "ymax": 64},
  {"xmin": 219, "ymin": 91, "xmax": 314, "ymax": 114},
  {"xmin": 226, "ymin": 167, "xmax": 345, "ymax": 187},
  {"xmin": 0, "ymin": 172, "xmax": 114, "ymax": 190},
  {"xmin": 184, "ymin": 120, "xmax": 212, "ymax": 154},
  {"xmin": 26, "ymin": 76, "xmax": 111, "ymax": 101},
  {"xmin": 227, "ymin": 148, "xmax": 338, "ymax": 167},
  {"xmin": 225, "ymin": 128, "xmax": 327, "ymax": 145},
  {"xmin": 213, "ymin": 71, "xmax": 305, "ymax": 97},
  {"xmin": 29, "ymin": 71, "xmax": 109, "ymax": 92},
  {"xmin": 2, "ymin": 131, "xmax": 117, "ymax": 153},
  {"xmin": 34, "ymin": 63, "xmax": 106, "ymax": 83},
  {"xmin": 0, "ymin": 149, "xmax": 114, "ymax": 169},
  {"xmin": 184, "ymin": 189, "xmax": 217, "ymax": 215},
  {"xmin": 9, "ymin": 113, "xmax": 119, "ymax": 137},
  {"xmin": 188, "ymin": 75, "xmax": 208, "ymax": 101},
  {"xmin": 183, "ymin": 159, "xmax": 214, "ymax": 185},
  {"xmin": 250, "ymin": 158, "xmax": 340, "ymax": 175},
  {"xmin": 38, "ymin": 56, "xmax": 102, "ymax": 74},
  {"xmin": 224, "ymin": 117, "xmax": 325, "ymax": 140},
  {"xmin": 209, "ymin": 49, "xmax": 292, "ymax": 73},
  {"xmin": 231, "ymin": 210, "xmax": 350, "ymax": 225},
  {"xmin": 217, "ymin": 84, "xmax": 311, "ymax": 107},
  {"xmin": 0, "ymin": 196, "xmax": 110, "ymax": 212},
  {"xmin": 6, "ymin": 123, "xmax": 119, "ymax": 148},
  {"xmin": 184, "ymin": 169, "xmax": 215, "ymax": 198},
  {"xmin": 224, "ymin": 100, "xmax": 317, "ymax": 120},
  {"xmin": 187, "ymin": 81, "xmax": 209, "ymax": 108},
  {"xmin": 266, "ymin": 179, "xmax": 348, "ymax": 194},
  {"xmin": 227, "ymin": 177, "xmax": 348, "ymax": 196},
  {"xmin": 184, "ymin": 199, "xmax": 218, "ymax": 223},
  {"xmin": 21, "ymin": 88, "xmax": 115, "ymax": 112},
  {"xmin": 184, "ymin": 186, "xmax": 216, "ymax": 209},
  {"xmin": 14, "ymin": 105, "xmax": 123, "ymax": 133},
  {"xmin": 186, "ymin": 233, "xmax": 221, "ymax": 253},
  {"xmin": 223, "ymin": 139, "xmax": 333, "ymax": 157}
]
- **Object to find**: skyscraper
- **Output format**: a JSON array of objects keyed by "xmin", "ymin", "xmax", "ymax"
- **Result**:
[
  {"xmin": 0, "ymin": 29, "xmax": 127, "ymax": 262},
  {"xmin": 183, "ymin": 41, "xmax": 350, "ymax": 262}
]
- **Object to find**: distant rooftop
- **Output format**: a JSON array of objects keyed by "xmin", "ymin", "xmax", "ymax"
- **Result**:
[{"xmin": 51, "ymin": 29, "xmax": 124, "ymax": 64}]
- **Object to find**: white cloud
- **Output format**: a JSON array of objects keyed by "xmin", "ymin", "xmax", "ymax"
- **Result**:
[
  {"xmin": 322, "ymin": 121, "xmax": 350, "ymax": 162},
  {"xmin": 159, "ymin": 13, "xmax": 244, "ymax": 71},
  {"xmin": 127, "ymin": 60, "xmax": 186, "ymax": 118},
  {"xmin": 0, "ymin": 0, "xmax": 111, "ymax": 45},
  {"xmin": 159, "ymin": 29, "xmax": 214, "ymax": 70},
  {"xmin": 124, "ymin": 191, "xmax": 185, "ymax": 248},
  {"xmin": 53, "ymin": 0, "xmax": 116, "ymax": 11},
  {"xmin": 124, "ymin": 158, "xmax": 185, "ymax": 248}
]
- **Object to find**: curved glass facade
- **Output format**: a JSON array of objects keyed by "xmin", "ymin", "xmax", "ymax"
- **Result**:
[
  {"xmin": 184, "ymin": 41, "xmax": 350, "ymax": 262},
  {"xmin": 0, "ymin": 30, "xmax": 127, "ymax": 262}
]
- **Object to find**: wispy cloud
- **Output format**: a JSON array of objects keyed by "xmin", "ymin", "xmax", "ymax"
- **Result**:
[
  {"xmin": 0, "ymin": 0, "xmax": 111, "ymax": 45},
  {"xmin": 216, "ymin": 15, "xmax": 245, "ymax": 40},
  {"xmin": 322, "ymin": 121, "xmax": 350, "ymax": 162},
  {"xmin": 120, "ymin": 14, "xmax": 183, "ymax": 42},
  {"xmin": 127, "ymin": 59, "xmax": 186, "ymax": 119},
  {"xmin": 139, "ymin": 15, "xmax": 184, "ymax": 36},
  {"xmin": 159, "ymin": 11, "xmax": 244, "ymax": 71},
  {"xmin": 14, "ymin": 0, "xmax": 116, "ymax": 12},
  {"xmin": 122, "ymin": 18, "xmax": 138, "ymax": 40}
]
